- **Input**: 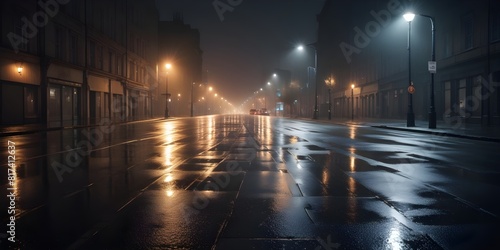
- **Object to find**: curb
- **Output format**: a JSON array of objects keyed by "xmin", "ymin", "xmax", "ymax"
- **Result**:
[
  {"xmin": 372, "ymin": 125, "xmax": 500, "ymax": 143},
  {"xmin": 292, "ymin": 117, "xmax": 500, "ymax": 143}
]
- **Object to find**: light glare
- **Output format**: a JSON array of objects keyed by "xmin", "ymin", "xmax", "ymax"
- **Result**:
[{"xmin": 403, "ymin": 12, "xmax": 415, "ymax": 22}]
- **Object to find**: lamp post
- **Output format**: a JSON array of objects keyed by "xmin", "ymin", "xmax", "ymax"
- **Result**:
[
  {"xmin": 208, "ymin": 86, "xmax": 213, "ymax": 115},
  {"xmin": 325, "ymin": 75, "xmax": 335, "ymax": 120},
  {"xmin": 271, "ymin": 74, "xmax": 277, "ymax": 116},
  {"xmin": 404, "ymin": 12, "xmax": 437, "ymax": 128},
  {"xmin": 190, "ymin": 82, "xmax": 195, "ymax": 117},
  {"xmin": 297, "ymin": 44, "xmax": 318, "ymax": 119},
  {"xmin": 351, "ymin": 84, "xmax": 355, "ymax": 121},
  {"xmin": 403, "ymin": 13, "xmax": 415, "ymax": 127},
  {"xmin": 422, "ymin": 14, "xmax": 437, "ymax": 129},
  {"xmin": 164, "ymin": 63, "xmax": 172, "ymax": 118}
]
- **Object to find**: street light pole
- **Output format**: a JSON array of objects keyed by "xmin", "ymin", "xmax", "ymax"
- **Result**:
[
  {"xmin": 404, "ymin": 12, "xmax": 437, "ymax": 128},
  {"xmin": 351, "ymin": 84, "xmax": 354, "ymax": 121},
  {"xmin": 298, "ymin": 44, "xmax": 318, "ymax": 119},
  {"xmin": 328, "ymin": 88, "xmax": 332, "ymax": 120},
  {"xmin": 313, "ymin": 48, "xmax": 318, "ymax": 119},
  {"xmin": 190, "ymin": 82, "xmax": 194, "ymax": 117},
  {"xmin": 404, "ymin": 13, "xmax": 415, "ymax": 127},
  {"xmin": 325, "ymin": 75, "xmax": 334, "ymax": 120},
  {"xmin": 422, "ymin": 14, "xmax": 437, "ymax": 129},
  {"xmin": 164, "ymin": 63, "xmax": 171, "ymax": 118}
]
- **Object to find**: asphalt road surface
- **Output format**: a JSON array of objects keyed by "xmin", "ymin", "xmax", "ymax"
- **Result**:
[{"xmin": 1, "ymin": 115, "xmax": 499, "ymax": 249}]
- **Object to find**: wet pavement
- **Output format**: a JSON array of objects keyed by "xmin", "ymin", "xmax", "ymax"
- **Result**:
[{"xmin": 1, "ymin": 115, "xmax": 499, "ymax": 249}]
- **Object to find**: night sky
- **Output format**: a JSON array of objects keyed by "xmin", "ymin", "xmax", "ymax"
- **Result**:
[{"xmin": 156, "ymin": 0, "xmax": 325, "ymax": 106}]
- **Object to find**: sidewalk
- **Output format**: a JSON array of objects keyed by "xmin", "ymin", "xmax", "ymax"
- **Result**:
[
  {"xmin": 312, "ymin": 117, "xmax": 500, "ymax": 143},
  {"xmin": 0, "ymin": 118, "xmax": 166, "ymax": 137}
]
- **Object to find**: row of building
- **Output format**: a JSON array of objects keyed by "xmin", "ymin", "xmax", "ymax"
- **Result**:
[
  {"xmin": 0, "ymin": 0, "xmax": 203, "ymax": 127},
  {"xmin": 311, "ymin": 0, "xmax": 499, "ymax": 126}
]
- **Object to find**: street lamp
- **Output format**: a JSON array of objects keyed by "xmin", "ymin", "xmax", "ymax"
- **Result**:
[
  {"xmin": 403, "ymin": 13, "xmax": 415, "ymax": 127},
  {"xmin": 351, "ymin": 84, "xmax": 355, "ymax": 121},
  {"xmin": 164, "ymin": 63, "xmax": 172, "ymax": 118},
  {"xmin": 297, "ymin": 43, "xmax": 318, "ymax": 119},
  {"xmin": 404, "ymin": 12, "xmax": 437, "ymax": 128},
  {"xmin": 325, "ymin": 75, "xmax": 335, "ymax": 120},
  {"xmin": 425, "ymin": 14, "xmax": 437, "ymax": 129}
]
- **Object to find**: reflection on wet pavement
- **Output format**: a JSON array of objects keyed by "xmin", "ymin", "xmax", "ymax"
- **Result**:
[{"xmin": 1, "ymin": 115, "xmax": 498, "ymax": 249}]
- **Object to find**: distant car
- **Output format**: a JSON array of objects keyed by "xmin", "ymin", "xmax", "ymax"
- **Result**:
[
  {"xmin": 258, "ymin": 108, "xmax": 270, "ymax": 116},
  {"xmin": 249, "ymin": 109, "xmax": 257, "ymax": 115}
]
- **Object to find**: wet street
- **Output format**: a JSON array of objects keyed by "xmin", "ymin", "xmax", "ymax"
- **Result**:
[{"xmin": 1, "ymin": 115, "xmax": 500, "ymax": 249}]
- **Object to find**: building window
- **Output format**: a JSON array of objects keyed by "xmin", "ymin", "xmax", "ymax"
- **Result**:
[
  {"xmin": 104, "ymin": 93, "xmax": 110, "ymax": 118},
  {"xmin": 70, "ymin": 34, "xmax": 79, "ymax": 65},
  {"xmin": 129, "ymin": 61, "xmax": 136, "ymax": 80},
  {"xmin": 461, "ymin": 13, "xmax": 474, "ymax": 50},
  {"xmin": 108, "ymin": 51, "xmax": 114, "ymax": 73},
  {"xmin": 492, "ymin": 7, "xmax": 500, "ymax": 42},
  {"xmin": 89, "ymin": 41, "xmax": 96, "ymax": 67},
  {"xmin": 443, "ymin": 32, "xmax": 452, "ymax": 58},
  {"xmin": 117, "ymin": 56, "xmax": 123, "ymax": 76},
  {"xmin": 96, "ymin": 45, "xmax": 103, "ymax": 70},
  {"xmin": 470, "ymin": 76, "xmax": 482, "ymax": 118},
  {"xmin": 458, "ymin": 79, "xmax": 466, "ymax": 116},
  {"xmin": 13, "ymin": 15, "xmax": 28, "ymax": 52},
  {"xmin": 24, "ymin": 87, "xmax": 38, "ymax": 118},
  {"xmin": 444, "ymin": 81, "xmax": 451, "ymax": 114},
  {"xmin": 55, "ymin": 26, "xmax": 66, "ymax": 60}
]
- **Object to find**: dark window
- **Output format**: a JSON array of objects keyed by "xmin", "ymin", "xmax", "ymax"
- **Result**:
[
  {"xmin": 13, "ymin": 13, "xmax": 28, "ymax": 52},
  {"xmin": 491, "ymin": 7, "xmax": 500, "ymax": 42},
  {"xmin": 55, "ymin": 26, "xmax": 66, "ymax": 60},
  {"xmin": 70, "ymin": 34, "xmax": 78, "ymax": 65},
  {"xmin": 462, "ymin": 13, "xmax": 474, "ymax": 50},
  {"xmin": 109, "ymin": 51, "xmax": 114, "ymax": 73},
  {"xmin": 96, "ymin": 45, "xmax": 103, "ymax": 70},
  {"xmin": 89, "ymin": 41, "xmax": 96, "ymax": 67},
  {"xmin": 24, "ymin": 86, "xmax": 38, "ymax": 119}
]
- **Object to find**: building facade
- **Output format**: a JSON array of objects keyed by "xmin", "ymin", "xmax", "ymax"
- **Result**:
[
  {"xmin": 316, "ymin": 0, "xmax": 500, "ymax": 126},
  {"xmin": 0, "ymin": 0, "xmax": 161, "ymax": 127}
]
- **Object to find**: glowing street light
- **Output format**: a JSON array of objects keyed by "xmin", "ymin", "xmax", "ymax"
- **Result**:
[
  {"xmin": 403, "ymin": 12, "xmax": 415, "ymax": 22},
  {"xmin": 164, "ymin": 63, "xmax": 172, "ymax": 118},
  {"xmin": 325, "ymin": 75, "xmax": 335, "ymax": 120},
  {"xmin": 404, "ymin": 11, "xmax": 437, "ymax": 129},
  {"xmin": 351, "ymin": 84, "xmax": 355, "ymax": 121}
]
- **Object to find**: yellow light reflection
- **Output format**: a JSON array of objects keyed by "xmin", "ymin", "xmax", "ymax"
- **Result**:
[
  {"xmin": 164, "ymin": 145, "xmax": 173, "ymax": 167},
  {"xmin": 350, "ymin": 155, "xmax": 356, "ymax": 172},
  {"xmin": 164, "ymin": 174, "xmax": 173, "ymax": 183},
  {"xmin": 266, "ymin": 116, "xmax": 271, "ymax": 142},
  {"xmin": 166, "ymin": 189, "xmax": 175, "ymax": 197},
  {"xmin": 349, "ymin": 126, "xmax": 356, "ymax": 139},
  {"xmin": 321, "ymin": 153, "xmax": 332, "ymax": 188},
  {"xmin": 207, "ymin": 116, "xmax": 215, "ymax": 141},
  {"xmin": 163, "ymin": 123, "xmax": 175, "ymax": 167},
  {"xmin": 348, "ymin": 147, "xmax": 356, "ymax": 172}
]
